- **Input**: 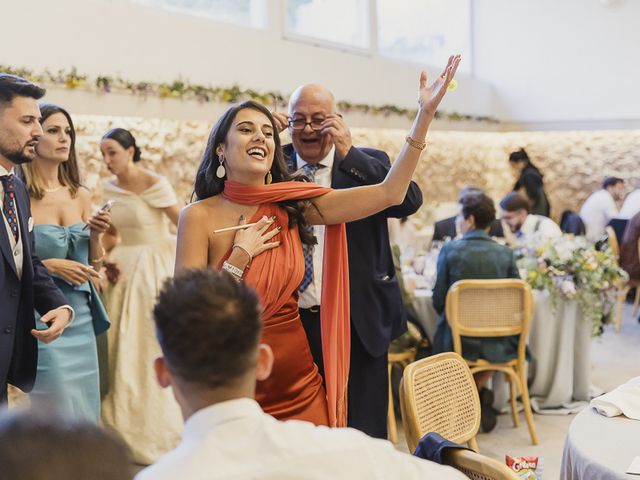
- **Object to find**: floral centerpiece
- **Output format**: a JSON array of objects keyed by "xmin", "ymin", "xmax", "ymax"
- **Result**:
[{"xmin": 516, "ymin": 235, "xmax": 628, "ymax": 336}]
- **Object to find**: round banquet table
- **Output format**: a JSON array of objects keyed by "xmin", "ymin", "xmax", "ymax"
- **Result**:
[{"xmin": 560, "ymin": 407, "xmax": 640, "ymax": 479}]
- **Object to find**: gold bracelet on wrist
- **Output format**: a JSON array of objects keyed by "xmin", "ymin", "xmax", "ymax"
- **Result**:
[
  {"xmin": 89, "ymin": 247, "xmax": 106, "ymax": 265},
  {"xmin": 405, "ymin": 135, "xmax": 427, "ymax": 151},
  {"xmin": 232, "ymin": 244, "xmax": 253, "ymax": 265}
]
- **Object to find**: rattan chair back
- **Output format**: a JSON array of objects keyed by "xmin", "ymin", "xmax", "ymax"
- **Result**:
[
  {"xmin": 606, "ymin": 225, "xmax": 620, "ymax": 258},
  {"xmin": 445, "ymin": 279, "xmax": 533, "ymax": 358},
  {"xmin": 445, "ymin": 449, "xmax": 520, "ymax": 480},
  {"xmin": 399, "ymin": 352, "xmax": 480, "ymax": 453}
]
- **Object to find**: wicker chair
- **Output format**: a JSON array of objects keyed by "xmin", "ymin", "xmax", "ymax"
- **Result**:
[
  {"xmin": 445, "ymin": 279, "xmax": 539, "ymax": 445},
  {"xmin": 399, "ymin": 352, "xmax": 480, "ymax": 453},
  {"xmin": 444, "ymin": 449, "xmax": 520, "ymax": 480},
  {"xmin": 607, "ymin": 226, "xmax": 640, "ymax": 331},
  {"xmin": 387, "ymin": 348, "xmax": 417, "ymax": 443}
]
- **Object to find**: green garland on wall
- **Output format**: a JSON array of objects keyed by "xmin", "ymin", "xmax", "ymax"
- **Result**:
[{"xmin": 0, "ymin": 65, "xmax": 498, "ymax": 124}]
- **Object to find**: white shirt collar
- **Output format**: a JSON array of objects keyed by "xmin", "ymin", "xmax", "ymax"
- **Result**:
[
  {"xmin": 296, "ymin": 145, "xmax": 335, "ymax": 171},
  {"xmin": 0, "ymin": 164, "xmax": 14, "ymax": 176},
  {"xmin": 182, "ymin": 398, "xmax": 263, "ymax": 440}
]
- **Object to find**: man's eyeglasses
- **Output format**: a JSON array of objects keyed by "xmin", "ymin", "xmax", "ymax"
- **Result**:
[{"xmin": 288, "ymin": 118, "xmax": 325, "ymax": 131}]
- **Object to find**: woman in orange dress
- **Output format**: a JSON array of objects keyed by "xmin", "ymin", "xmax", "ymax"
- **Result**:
[{"xmin": 174, "ymin": 56, "xmax": 460, "ymax": 427}]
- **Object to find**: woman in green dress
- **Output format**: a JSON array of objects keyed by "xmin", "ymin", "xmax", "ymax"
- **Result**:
[{"xmin": 21, "ymin": 103, "xmax": 110, "ymax": 422}]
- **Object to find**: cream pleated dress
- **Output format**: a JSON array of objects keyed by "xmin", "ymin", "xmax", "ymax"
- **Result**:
[{"xmin": 100, "ymin": 176, "xmax": 182, "ymax": 464}]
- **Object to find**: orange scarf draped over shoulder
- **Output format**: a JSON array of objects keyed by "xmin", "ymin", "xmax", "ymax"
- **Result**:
[{"xmin": 223, "ymin": 180, "xmax": 350, "ymax": 427}]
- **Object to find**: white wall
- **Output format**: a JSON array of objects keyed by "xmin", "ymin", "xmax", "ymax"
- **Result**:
[
  {"xmin": 0, "ymin": 0, "xmax": 491, "ymax": 126},
  {"xmin": 473, "ymin": 0, "xmax": 640, "ymax": 128}
]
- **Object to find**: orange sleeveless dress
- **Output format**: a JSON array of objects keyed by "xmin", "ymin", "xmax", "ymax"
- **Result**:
[{"xmin": 221, "ymin": 181, "xmax": 350, "ymax": 427}]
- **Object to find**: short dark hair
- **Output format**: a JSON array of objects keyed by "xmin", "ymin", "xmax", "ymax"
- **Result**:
[
  {"xmin": 102, "ymin": 128, "xmax": 142, "ymax": 162},
  {"xmin": 0, "ymin": 74, "xmax": 46, "ymax": 107},
  {"xmin": 602, "ymin": 176, "xmax": 623, "ymax": 189},
  {"xmin": 153, "ymin": 269, "xmax": 263, "ymax": 388},
  {"xmin": 0, "ymin": 409, "xmax": 132, "ymax": 480},
  {"xmin": 500, "ymin": 191, "xmax": 531, "ymax": 213},
  {"xmin": 460, "ymin": 192, "xmax": 496, "ymax": 230},
  {"xmin": 457, "ymin": 185, "xmax": 483, "ymax": 203},
  {"xmin": 508, "ymin": 148, "xmax": 530, "ymax": 164}
]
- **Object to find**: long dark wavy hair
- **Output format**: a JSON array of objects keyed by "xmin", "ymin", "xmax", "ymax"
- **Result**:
[
  {"xmin": 194, "ymin": 100, "xmax": 316, "ymax": 246},
  {"xmin": 21, "ymin": 103, "xmax": 81, "ymax": 200}
]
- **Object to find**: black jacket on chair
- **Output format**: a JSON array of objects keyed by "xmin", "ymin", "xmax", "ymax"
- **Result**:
[
  {"xmin": 432, "ymin": 216, "xmax": 504, "ymax": 243},
  {"xmin": 284, "ymin": 144, "xmax": 423, "ymax": 356},
  {"xmin": 0, "ymin": 175, "xmax": 67, "ymax": 394}
]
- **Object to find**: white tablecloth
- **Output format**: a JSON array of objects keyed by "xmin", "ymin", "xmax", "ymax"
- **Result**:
[
  {"xmin": 561, "ymin": 407, "xmax": 640, "ymax": 479},
  {"xmin": 410, "ymin": 287, "xmax": 592, "ymax": 411}
]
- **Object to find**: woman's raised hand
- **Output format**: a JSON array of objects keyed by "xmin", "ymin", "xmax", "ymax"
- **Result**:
[
  {"xmin": 418, "ymin": 54, "xmax": 461, "ymax": 118},
  {"xmin": 233, "ymin": 215, "xmax": 282, "ymax": 260}
]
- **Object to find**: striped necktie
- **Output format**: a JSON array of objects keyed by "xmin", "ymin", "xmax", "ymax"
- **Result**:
[{"xmin": 299, "ymin": 163, "xmax": 321, "ymax": 293}]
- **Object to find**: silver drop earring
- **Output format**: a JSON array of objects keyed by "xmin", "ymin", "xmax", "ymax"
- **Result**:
[{"xmin": 216, "ymin": 153, "xmax": 226, "ymax": 178}]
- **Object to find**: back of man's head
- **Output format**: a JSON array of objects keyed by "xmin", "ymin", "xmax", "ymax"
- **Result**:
[
  {"xmin": 602, "ymin": 176, "xmax": 623, "ymax": 190},
  {"xmin": 153, "ymin": 269, "xmax": 263, "ymax": 389},
  {"xmin": 0, "ymin": 74, "xmax": 46, "ymax": 109},
  {"xmin": 460, "ymin": 192, "xmax": 496, "ymax": 230},
  {"xmin": 499, "ymin": 192, "xmax": 531, "ymax": 214},
  {"xmin": 0, "ymin": 408, "xmax": 132, "ymax": 480}
]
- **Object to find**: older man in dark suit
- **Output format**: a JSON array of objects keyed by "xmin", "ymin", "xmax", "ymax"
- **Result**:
[
  {"xmin": 0, "ymin": 74, "xmax": 72, "ymax": 402},
  {"xmin": 274, "ymin": 84, "xmax": 423, "ymax": 438}
]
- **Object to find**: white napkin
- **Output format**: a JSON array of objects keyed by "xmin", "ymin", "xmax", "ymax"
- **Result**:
[{"xmin": 590, "ymin": 376, "xmax": 640, "ymax": 420}]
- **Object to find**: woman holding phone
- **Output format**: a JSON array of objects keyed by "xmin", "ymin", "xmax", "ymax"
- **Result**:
[
  {"xmin": 20, "ymin": 103, "xmax": 111, "ymax": 423},
  {"xmin": 97, "ymin": 128, "xmax": 182, "ymax": 463}
]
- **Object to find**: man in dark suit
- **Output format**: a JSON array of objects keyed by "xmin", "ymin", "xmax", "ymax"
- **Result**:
[
  {"xmin": 274, "ymin": 84, "xmax": 423, "ymax": 438},
  {"xmin": 432, "ymin": 187, "xmax": 504, "ymax": 242},
  {"xmin": 0, "ymin": 74, "xmax": 72, "ymax": 402}
]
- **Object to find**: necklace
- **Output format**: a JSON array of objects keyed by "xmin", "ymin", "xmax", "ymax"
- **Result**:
[{"xmin": 43, "ymin": 185, "xmax": 63, "ymax": 193}]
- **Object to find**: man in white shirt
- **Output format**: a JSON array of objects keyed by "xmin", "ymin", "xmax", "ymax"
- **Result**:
[
  {"xmin": 135, "ymin": 269, "xmax": 466, "ymax": 480},
  {"xmin": 579, "ymin": 177, "xmax": 625, "ymax": 241},
  {"xmin": 0, "ymin": 74, "xmax": 72, "ymax": 402},
  {"xmin": 619, "ymin": 188, "xmax": 640, "ymax": 220},
  {"xmin": 499, "ymin": 192, "xmax": 562, "ymax": 242}
]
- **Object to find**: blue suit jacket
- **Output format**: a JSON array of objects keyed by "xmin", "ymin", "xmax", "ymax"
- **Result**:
[
  {"xmin": 0, "ymin": 175, "xmax": 67, "ymax": 392},
  {"xmin": 284, "ymin": 144, "xmax": 423, "ymax": 357}
]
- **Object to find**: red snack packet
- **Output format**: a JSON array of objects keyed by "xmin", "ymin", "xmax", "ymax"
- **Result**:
[{"xmin": 505, "ymin": 455, "xmax": 542, "ymax": 479}]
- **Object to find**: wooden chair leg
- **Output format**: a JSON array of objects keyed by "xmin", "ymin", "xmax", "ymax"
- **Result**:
[
  {"xmin": 387, "ymin": 362, "xmax": 397, "ymax": 443},
  {"xmin": 508, "ymin": 376, "xmax": 519, "ymax": 428},
  {"xmin": 615, "ymin": 288, "xmax": 627, "ymax": 332},
  {"xmin": 517, "ymin": 366, "xmax": 539, "ymax": 445}
]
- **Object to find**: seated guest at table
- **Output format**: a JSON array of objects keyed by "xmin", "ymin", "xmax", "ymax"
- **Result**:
[
  {"xmin": 136, "ymin": 269, "xmax": 466, "ymax": 480},
  {"xmin": 0, "ymin": 409, "xmax": 133, "ymax": 479},
  {"xmin": 560, "ymin": 210, "xmax": 586, "ymax": 236},
  {"xmin": 499, "ymin": 192, "xmax": 561, "ymax": 242},
  {"xmin": 619, "ymin": 188, "xmax": 640, "ymax": 220},
  {"xmin": 579, "ymin": 176, "xmax": 625, "ymax": 241},
  {"xmin": 620, "ymin": 211, "xmax": 640, "ymax": 283},
  {"xmin": 509, "ymin": 148, "xmax": 550, "ymax": 217},
  {"xmin": 432, "ymin": 186, "xmax": 504, "ymax": 242},
  {"xmin": 432, "ymin": 193, "xmax": 521, "ymax": 432}
]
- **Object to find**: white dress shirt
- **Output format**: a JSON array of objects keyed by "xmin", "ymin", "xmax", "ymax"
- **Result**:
[
  {"xmin": 296, "ymin": 146, "xmax": 335, "ymax": 309},
  {"xmin": 619, "ymin": 189, "xmax": 640, "ymax": 220},
  {"xmin": 517, "ymin": 213, "xmax": 562, "ymax": 241},
  {"xmin": 579, "ymin": 189, "xmax": 618, "ymax": 241},
  {"xmin": 0, "ymin": 164, "xmax": 73, "ymax": 320},
  {"xmin": 135, "ymin": 398, "xmax": 467, "ymax": 480}
]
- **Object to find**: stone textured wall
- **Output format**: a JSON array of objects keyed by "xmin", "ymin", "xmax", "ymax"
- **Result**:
[{"xmin": 74, "ymin": 115, "xmax": 639, "ymax": 225}]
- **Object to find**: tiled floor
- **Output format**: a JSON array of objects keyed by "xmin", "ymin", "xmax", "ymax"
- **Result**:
[{"xmin": 392, "ymin": 302, "xmax": 640, "ymax": 479}]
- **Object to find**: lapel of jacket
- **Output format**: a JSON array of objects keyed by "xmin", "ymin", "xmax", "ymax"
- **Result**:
[{"xmin": 0, "ymin": 210, "xmax": 18, "ymax": 277}]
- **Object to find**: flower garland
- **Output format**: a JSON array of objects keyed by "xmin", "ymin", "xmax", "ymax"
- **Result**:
[
  {"xmin": 0, "ymin": 64, "xmax": 498, "ymax": 124},
  {"xmin": 516, "ymin": 235, "xmax": 628, "ymax": 336}
]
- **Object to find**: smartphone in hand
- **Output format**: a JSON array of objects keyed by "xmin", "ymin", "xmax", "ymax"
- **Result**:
[{"xmin": 82, "ymin": 199, "xmax": 115, "ymax": 230}]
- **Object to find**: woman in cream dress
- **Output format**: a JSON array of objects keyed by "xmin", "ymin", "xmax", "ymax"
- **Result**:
[{"xmin": 99, "ymin": 128, "xmax": 182, "ymax": 464}]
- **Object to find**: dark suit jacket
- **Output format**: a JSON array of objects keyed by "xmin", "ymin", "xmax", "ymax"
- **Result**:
[
  {"xmin": 432, "ymin": 216, "xmax": 504, "ymax": 242},
  {"xmin": 0, "ymin": 175, "xmax": 67, "ymax": 392},
  {"xmin": 284, "ymin": 144, "xmax": 423, "ymax": 357}
]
